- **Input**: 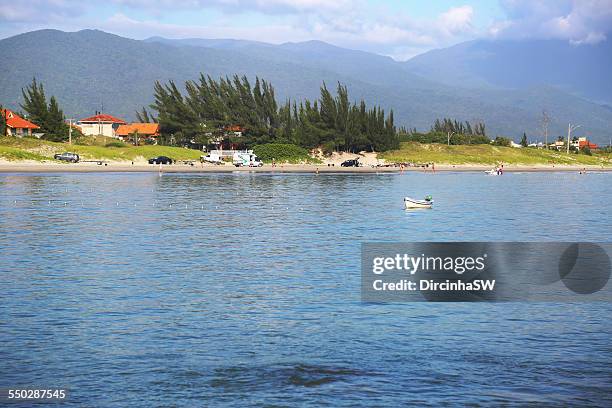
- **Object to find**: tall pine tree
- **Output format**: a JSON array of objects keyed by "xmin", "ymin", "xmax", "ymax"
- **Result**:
[
  {"xmin": 21, "ymin": 78, "xmax": 48, "ymax": 128},
  {"xmin": 20, "ymin": 78, "xmax": 70, "ymax": 141}
]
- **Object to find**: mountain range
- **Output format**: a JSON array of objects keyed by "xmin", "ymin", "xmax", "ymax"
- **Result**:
[{"xmin": 1, "ymin": 29, "xmax": 611, "ymax": 144}]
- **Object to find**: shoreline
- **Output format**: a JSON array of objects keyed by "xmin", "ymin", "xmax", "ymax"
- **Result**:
[{"xmin": 0, "ymin": 163, "xmax": 610, "ymax": 173}]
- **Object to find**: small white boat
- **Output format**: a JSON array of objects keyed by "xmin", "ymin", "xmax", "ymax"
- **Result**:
[{"xmin": 404, "ymin": 196, "xmax": 433, "ymax": 209}]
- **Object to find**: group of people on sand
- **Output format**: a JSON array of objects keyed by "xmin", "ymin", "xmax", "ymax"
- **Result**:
[{"xmin": 399, "ymin": 162, "xmax": 436, "ymax": 173}]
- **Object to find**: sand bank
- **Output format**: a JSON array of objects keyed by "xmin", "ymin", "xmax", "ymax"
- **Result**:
[{"xmin": 0, "ymin": 161, "xmax": 610, "ymax": 173}]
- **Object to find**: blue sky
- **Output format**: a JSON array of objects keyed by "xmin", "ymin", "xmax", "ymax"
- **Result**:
[{"xmin": 1, "ymin": 0, "xmax": 611, "ymax": 59}]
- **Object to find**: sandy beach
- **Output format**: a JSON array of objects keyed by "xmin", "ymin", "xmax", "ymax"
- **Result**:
[{"xmin": 0, "ymin": 161, "xmax": 610, "ymax": 173}]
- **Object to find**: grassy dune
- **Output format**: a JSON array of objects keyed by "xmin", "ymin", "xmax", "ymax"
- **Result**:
[
  {"xmin": 0, "ymin": 137, "xmax": 202, "ymax": 162},
  {"xmin": 2, "ymin": 137, "xmax": 611, "ymax": 166},
  {"xmin": 380, "ymin": 142, "xmax": 611, "ymax": 166}
]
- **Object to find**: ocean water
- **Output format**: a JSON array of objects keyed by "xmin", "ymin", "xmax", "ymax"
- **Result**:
[{"xmin": 0, "ymin": 171, "xmax": 610, "ymax": 406}]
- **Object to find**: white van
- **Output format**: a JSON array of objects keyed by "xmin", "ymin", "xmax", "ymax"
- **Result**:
[
  {"xmin": 233, "ymin": 152, "xmax": 263, "ymax": 167},
  {"xmin": 201, "ymin": 153, "xmax": 223, "ymax": 165}
]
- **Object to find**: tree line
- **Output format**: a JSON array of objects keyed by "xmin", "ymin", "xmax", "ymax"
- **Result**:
[
  {"xmin": 8, "ymin": 77, "xmax": 515, "ymax": 151},
  {"xmin": 148, "ymin": 73, "xmax": 399, "ymax": 152},
  {"xmin": 399, "ymin": 117, "xmax": 490, "ymax": 145}
]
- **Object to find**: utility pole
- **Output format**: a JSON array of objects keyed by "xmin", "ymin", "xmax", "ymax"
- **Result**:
[
  {"xmin": 447, "ymin": 131, "xmax": 455, "ymax": 146},
  {"xmin": 541, "ymin": 110, "xmax": 550, "ymax": 149},
  {"xmin": 566, "ymin": 123, "xmax": 581, "ymax": 154},
  {"xmin": 67, "ymin": 118, "xmax": 74, "ymax": 145}
]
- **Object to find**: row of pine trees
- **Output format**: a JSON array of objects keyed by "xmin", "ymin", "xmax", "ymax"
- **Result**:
[
  {"xmin": 147, "ymin": 74, "xmax": 399, "ymax": 152},
  {"xmin": 7, "ymin": 77, "xmax": 512, "ymax": 151},
  {"xmin": 430, "ymin": 118, "xmax": 486, "ymax": 137}
]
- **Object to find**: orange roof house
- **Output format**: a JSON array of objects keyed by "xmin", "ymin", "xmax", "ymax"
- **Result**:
[
  {"xmin": 2, "ymin": 109, "xmax": 40, "ymax": 137},
  {"xmin": 224, "ymin": 125, "xmax": 245, "ymax": 133},
  {"xmin": 77, "ymin": 113, "xmax": 126, "ymax": 138},
  {"xmin": 578, "ymin": 139, "xmax": 598, "ymax": 150},
  {"xmin": 116, "ymin": 123, "xmax": 160, "ymax": 142}
]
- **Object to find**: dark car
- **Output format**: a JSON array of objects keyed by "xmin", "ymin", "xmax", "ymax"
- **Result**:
[
  {"xmin": 148, "ymin": 156, "xmax": 174, "ymax": 164},
  {"xmin": 54, "ymin": 152, "xmax": 80, "ymax": 163},
  {"xmin": 341, "ymin": 158, "xmax": 361, "ymax": 167}
]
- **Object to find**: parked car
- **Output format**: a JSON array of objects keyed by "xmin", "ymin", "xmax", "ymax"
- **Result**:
[
  {"xmin": 148, "ymin": 156, "xmax": 174, "ymax": 164},
  {"xmin": 341, "ymin": 158, "xmax": 361, "ymax": 167},
  {"xmin": 54, "ymin": 152, "xmax": 80, "ymax": 163}
]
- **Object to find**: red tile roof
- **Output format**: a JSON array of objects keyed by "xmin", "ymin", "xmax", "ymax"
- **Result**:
[
  {"xmin": 579, "ymin": 140, "xmax": 598, "ymax": 149},
  {"xmin": 116, "ymin": 123, "xmax": 160, "ymax": 137},
  {"xmin": 225, "ymin": 124, "xmax": 245, "ymax": 132},
  {"xmin": 79, "ymin": 113, "xmax": 126, "ymax": 124},
  {"xmin": 2, "ymin": 109, "xmax": 40, "ymax": 129}
]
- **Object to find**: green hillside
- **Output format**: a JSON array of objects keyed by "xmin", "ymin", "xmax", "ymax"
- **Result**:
[{"xmin": 1, "ymin": 30, "xmax": 612, "ymax": 145}]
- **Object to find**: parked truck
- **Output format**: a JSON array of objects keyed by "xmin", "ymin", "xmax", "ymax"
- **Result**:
[
  {"xmin": 201, "ymin": 153, "xmax": 223, "ymax": 165},
  {"xmin": 232, "ymin": 151, "xmax": 263, "ymax": 167}
]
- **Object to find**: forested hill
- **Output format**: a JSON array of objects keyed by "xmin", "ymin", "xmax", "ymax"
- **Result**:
[
  {"xmin": 1, "ymin": 29, "xmax": 612, "ymax": 144},
  {"xmin": 404, "ymin": 38, "xmax": 612, "ymax": 105}
]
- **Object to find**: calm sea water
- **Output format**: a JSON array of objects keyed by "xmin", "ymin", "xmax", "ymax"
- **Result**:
[{"xmin": 1, "ymin": 171, "xmax": 610, "ymax": 406}]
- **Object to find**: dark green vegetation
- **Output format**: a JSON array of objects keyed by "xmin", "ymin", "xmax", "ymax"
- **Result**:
[
  {"xmin": 400, "ymin": 117, "xmax": 491, "ymax": 145},
  {"xmin": 0, "ymin": 106, "xmax": 6, "ymax": 136},
  {"xmin": 252, "ymin": 143, "xmax": 319, "ymax": 163},
  {"xmin": 492, "ymin": 137, "xmax": 512, "ymax": 147},
  {"xmin": 152, "ymin": 76, "xmax": 398, "ymax": 152},
  {"xmin": 2, "ymin": 30, "xmax": 612, "ymax": 144},
  {"xmin": 19, "ymin": 78, "xmax": 81, "ymax": 142}
]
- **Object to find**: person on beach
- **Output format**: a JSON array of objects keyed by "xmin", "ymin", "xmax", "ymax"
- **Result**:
[{"xmin": 432, "ymin": 162, "xmax": 435, "ymax": 173}]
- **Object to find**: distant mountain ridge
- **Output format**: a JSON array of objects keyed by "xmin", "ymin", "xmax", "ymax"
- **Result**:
[
  {"xmin": 1, "ymin": 29, "xmax": 611, "ymax": 144},
  {"xmin": 404, "ymin": 38, "xmax": 612, "ymax": 105}
]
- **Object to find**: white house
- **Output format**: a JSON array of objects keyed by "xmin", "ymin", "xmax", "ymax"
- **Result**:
[{"xmin": 77, "ymin": 113, "xmax": 126, "ymax": 138}]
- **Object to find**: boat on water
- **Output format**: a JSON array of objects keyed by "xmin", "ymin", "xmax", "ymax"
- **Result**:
[
  {"xmin": 485, "ymin": 168, "xmax": 502, "ymax": 175},
  {"xmin": 404, "ymin": 195, "xmax": 433, "ymax": 209}
]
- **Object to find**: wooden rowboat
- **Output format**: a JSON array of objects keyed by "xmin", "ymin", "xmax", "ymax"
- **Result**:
[{"xmin": 404, "ymin": 196, "xmax": 433, "ymax": 209}]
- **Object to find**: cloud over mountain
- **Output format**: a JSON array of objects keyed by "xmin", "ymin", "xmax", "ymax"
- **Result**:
[{"xmin": 490, "ymin": 0, "xmax": 612, "ymax": 44}]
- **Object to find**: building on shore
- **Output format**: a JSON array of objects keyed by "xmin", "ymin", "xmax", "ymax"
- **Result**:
[
  {"xmin": 2, "ymin": 108, "xmax": 40, "ymax": 137},
  {"xmin": 576, "ymin": 137, "xmax": 598, "ymax": 150},
  {"xmin": 77, "ymin": 113, "xmax": 126, "ymax": 138},
  {"xmin": 116, "ymin": 123, "xmax": 160, "ymax": 144}
]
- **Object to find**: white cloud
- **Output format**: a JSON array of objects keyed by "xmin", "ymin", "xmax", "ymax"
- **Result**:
[
  {"xmin": 80, "ymin": 2, "xmax": 477, "ymax": 60},
  {"xmin": 490, "ymin": 0, "xmax": 612, "ymax": 43},
  {"xmin": 111, "ymin": 0, "xmax": 353, "ymax": 14},
  {"xmin": 1, "ymin": 1, "xmax": 476, "ymax": 60},
  {"xmin": 439, "ymin": 5, "xmax": 474, "ymax": 34},
  {"xmin": 3, "ymin": 0, "xmax": 612, "ymax": 60},
  {"xmin": 0, "ymin": 0, "xmax": 87, "ymax": 23},
  {"xmin": 102, "ymin": 12, "xmax": 312, "ymax": 43}
]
